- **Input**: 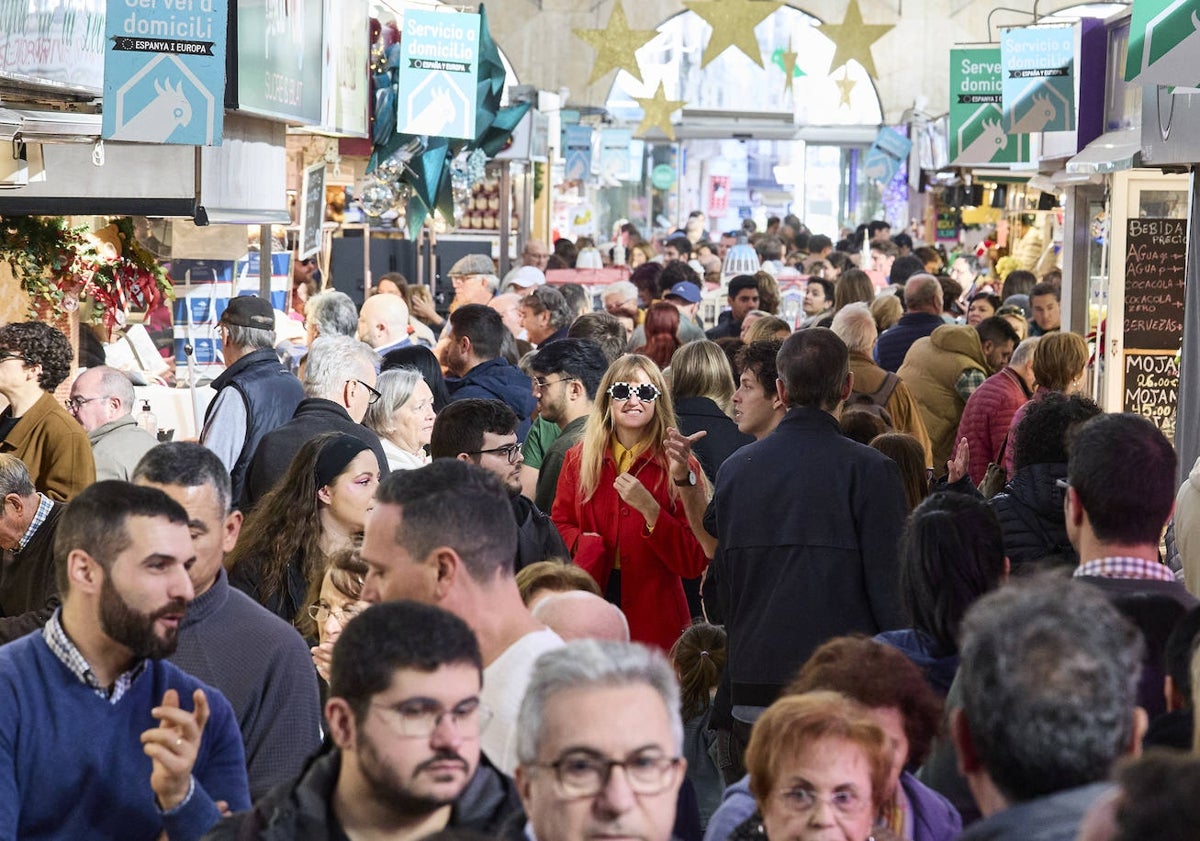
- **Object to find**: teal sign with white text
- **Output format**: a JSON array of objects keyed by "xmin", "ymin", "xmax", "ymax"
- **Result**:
[
  {"xmin": 1126, "ymin": 0, "xmax": 1200, "ymax": 87},
  {"xmin": 949, "ymin": 46, "xmax": 1031, "ymax": 165},
  {"xmin": 1001, "ymin": 25, "xmax": 1075, "ymax": 133},
  {"xmin": 396, "ymin": 9, "xmax": 480, "ymax": 140},
  {"xmin": 236, "ymin": 0, "xmax": 323, "ymax": 124}
]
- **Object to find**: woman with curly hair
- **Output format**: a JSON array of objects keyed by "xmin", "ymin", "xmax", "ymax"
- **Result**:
[
  {"xmin": 551, "ymin": 354, "xmax": 708, "ymax": 651},
  {"xmin": 0, "ymin": 322, "xmax": 93, "ymax": 500},
  {"xmin": 228, "ymin": 431, "xmax": 379, "ymax": 624},
  {"xmin": 303, "ymin": 546, "xmax": 368, "ymax": 685}
]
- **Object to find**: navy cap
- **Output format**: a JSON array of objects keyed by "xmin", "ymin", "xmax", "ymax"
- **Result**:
[{"xmin": 664, "ymin": 281, "xmax": 701, "ymax": 304}]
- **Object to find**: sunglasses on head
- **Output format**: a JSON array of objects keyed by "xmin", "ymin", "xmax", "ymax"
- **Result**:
[{"xmin": 607, "ymin": 382, "xmax": 661, "ymax": 402}]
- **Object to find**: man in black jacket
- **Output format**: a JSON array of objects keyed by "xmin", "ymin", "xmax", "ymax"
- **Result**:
[
  {"xmin": 430, "ymin": 399, "xmax": 568, "ymax": 572},
  {"xmin": 202, "ymin": 600, "xmax": 521, "ymax": 840},
  {"xmin": 707, "ymin": 328, "xmax": 908, "ymax": 781},
  {"xmin": 200, "ymin": 295, "xmax": 304, "ymax": 508},
  {"xmin": 242, "ymin": 335, "xmax": 386, "ymax": 508},
  {"xmin": 0, "ymin": 453, "xmax": 63, "ymax": 642}
]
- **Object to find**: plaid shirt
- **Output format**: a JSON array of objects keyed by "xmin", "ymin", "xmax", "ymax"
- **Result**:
[
  {"xmin": 16, "ymin": 493, "xmax": 52, "ymax": 552},
  {"xmin": 1074, "ymin": 556, "xmax": 1177, "ymax": 583},
  {"xmin": 42, "ymin": 609, "xmax": 146, "ymax": 703}
]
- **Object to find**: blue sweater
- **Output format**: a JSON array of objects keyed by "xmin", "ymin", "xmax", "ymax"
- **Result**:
[{"xmin": 0, "ymin": 630, "xmax": 251, "ymax": 841}]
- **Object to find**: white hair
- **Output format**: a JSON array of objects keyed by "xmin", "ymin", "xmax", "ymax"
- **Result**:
[
  {"xmin": 604, "ymin": 280, "xmax": 638, "ymax": 301},
  {"xmin": 303, "ymin": 336, "xmax": 379, "ymax": 400},
  {"xmin": 1010, "ymin": 336, "xmax": 1040, "ymax": 368},
  {"xmin": 515, "ymin": 640, "xmax": 683, "ymax": 765},
  {"xmin": 830, "ymin": 302, "xmax": 877, "ymax": 355}
]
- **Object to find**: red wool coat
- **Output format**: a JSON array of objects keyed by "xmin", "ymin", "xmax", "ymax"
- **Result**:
[{"xmin": 551, "ymin": 443, "xmax": 708, "ymax": 652}]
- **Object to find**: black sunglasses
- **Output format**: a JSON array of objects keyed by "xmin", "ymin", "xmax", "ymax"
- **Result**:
[{"xmin": 607, "ymin": 382, "xmax": 661, "ymax": 403}]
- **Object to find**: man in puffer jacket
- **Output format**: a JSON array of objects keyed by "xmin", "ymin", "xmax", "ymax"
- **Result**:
[{"xmin": 987, "ymin": 392, "xmax": 1101, "ymax": 575}]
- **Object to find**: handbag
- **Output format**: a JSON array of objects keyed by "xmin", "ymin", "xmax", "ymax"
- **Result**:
[{"xmin": 979, "ymin": 434, "xmax": 1009, "ymax": 498}]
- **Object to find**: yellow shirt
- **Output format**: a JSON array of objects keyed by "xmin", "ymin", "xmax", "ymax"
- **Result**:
[{"xmin": 610, "ymin": 437, "xmax": 653, "ymax": 568}]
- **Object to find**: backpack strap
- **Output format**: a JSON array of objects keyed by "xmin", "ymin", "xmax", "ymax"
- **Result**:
[{"xmin": 871, "ymin": 372, "xmax": 901, "ymax": 407}]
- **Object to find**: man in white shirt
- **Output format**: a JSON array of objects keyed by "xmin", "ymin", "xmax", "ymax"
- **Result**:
[{"xmin": 360, "ymin": 459, "xmax": 563, "ymax": 775}]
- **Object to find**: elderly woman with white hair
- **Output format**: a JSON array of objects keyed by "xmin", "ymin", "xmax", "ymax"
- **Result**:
[{"xmin": 363, "ymin": 367, "xmax": 436, "ymax": 471}]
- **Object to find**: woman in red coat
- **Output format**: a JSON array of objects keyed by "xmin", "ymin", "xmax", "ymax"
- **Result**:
[{"xmin": 551, "ymin": 354, "xmax": 709, "ymax": 651}]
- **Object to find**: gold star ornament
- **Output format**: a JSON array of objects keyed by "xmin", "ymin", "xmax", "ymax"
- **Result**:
[
  {"xmin": 836, "ymin": 69, "xmax": 857, "ymax": 107},
  {"xmin": 820, "ymin": 0, "xmax": 895, "ymax": 80},
  {"xmin": 781, "ymin": 37, "xmax": 799, "ymax": 95},
  {"xmin": 683, "ymin": 0, "xmax": 784, "ymax": 68},
  {"xmin": 573, "ymin": 2, "xmax": 660, "ymax": 86},
  {"xmin": 633, "ymin": 82, "xmax": 687, "ymax": 141}
]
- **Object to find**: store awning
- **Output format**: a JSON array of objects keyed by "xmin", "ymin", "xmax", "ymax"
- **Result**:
[
  {"xmin": 1125, "ymin": 0, "xmax": 1200, "ymax": 87},
  {"xmin": 1065, "ymin": 128, "xmax": 1142, "ymax": 174}
]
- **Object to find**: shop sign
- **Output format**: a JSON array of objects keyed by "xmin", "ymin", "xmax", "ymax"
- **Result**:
[
  {"xmin": 298, "ymin": 161, "xmax": 326, "ymax": 260},
  {"xmin": 236, "ymin": 0, "xmax": 324, "ymax": 124},
  {"xmin": 600, "ymin": 128, "xmax": 632, "ymax": 180},
  {"xmin": 1000, "ymin": 25, "xmax": 1075, "ymax": 133},
  {"xmin": 564, "ymin": 125, "xmax": 593, "ymax": 181},
  {"xmin": 0, "ymin": 0, "xmax": 105, "ymax": 94},
  {"xmin": 651, "ymin": 164, "xmax": 676, "ymax": 190},
  {"xmin": 321, "ymin": 0, "xmax": 368, "ymax": 136},
  {"xmin": 864, "ymin": 127, "xmax": 911, "ymax": 185},
  {"xmin": 102, "ymin": 0, "xmax": 227, "ymax": 145},
  {"xmin": 1125, "ymin": 0, "xmax": 1200, "ymax": 87},
  {"xmin": 948, "ymin": 46, "xmax": 1032, "ymax": 165},
  {"xmin": 396, "ymin": 9, "xmax": 480, "ymax": 140},
  {"xmin": 707, "ymin": 175, "xmax": 729, "ymax": 216}
]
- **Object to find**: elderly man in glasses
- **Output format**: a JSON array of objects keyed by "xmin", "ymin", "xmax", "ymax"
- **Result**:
[
  {"xmin": 203, "ymin": 600, "xmax": 522, "ymax": 840},
  {"xmin": 429, "ymin": 398, "xmax": 568, "ymax": 575},
  {"xmin": 515, "ymin": 640, "xmax": 685, "ymax": 841},
  {"xmin": 68, "ymin": 365, "xmax": 157, "ymax": 482}
]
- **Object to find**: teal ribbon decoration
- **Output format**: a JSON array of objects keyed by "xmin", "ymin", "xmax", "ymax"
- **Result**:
[{"xmin": 371, "ymin": 3, "xmax": 528, "ymax": 233}]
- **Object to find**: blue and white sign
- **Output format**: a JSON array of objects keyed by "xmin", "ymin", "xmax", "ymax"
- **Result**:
[
  {"xmin": 864, "ymin": 127, "xmax": 911, "ymax": 185},
  {"xmin": 102, "ymin": 0, "xmax": 227, "ymax": 145},
  {"xmin": 397, "ymin": 9, "xmax": 480, "ymax": 141},
  {"xmin": 600, "ymin": 128, "xmax": 632, "ymax": 180},
  {"xmin": 1001, "ymin": 25, "xmax": 1075, "ymax": 134},
  {"xmin": 564, "ymin": 125, "xmax": 593, "ymax": 181}
]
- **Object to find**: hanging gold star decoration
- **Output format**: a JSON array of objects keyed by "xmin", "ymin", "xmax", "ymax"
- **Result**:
[
  {"xmin": 820, "ymin": 0, "xmax": 894, "ymax": 79},
  {"xmin": 781, "ymin": 37, "xmax": 799, "ymax": 95},
  {"xmin": 683, "ymin": 0, "xmax": 784, "ymax": 68},
  {"xmin": 573, "ymin": 2, "xmax": 660, "ymax": 86},
  {"xmin": 633, "ymin": 82, "xmax": 687, "ymax": 141},
  {"xmin": 836, "ymin": 68, "xmax": 857, "ymax": 107}
]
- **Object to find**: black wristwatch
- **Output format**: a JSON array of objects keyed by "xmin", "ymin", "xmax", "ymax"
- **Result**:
[{"xmin": 674, "ymin": 469, "xmax": 697, "ymax": 487}]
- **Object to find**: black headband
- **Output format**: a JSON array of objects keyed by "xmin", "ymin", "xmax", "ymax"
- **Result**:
[{"xmin": 315, "ymin": 434, "xmax": 371, "ymax": 488}]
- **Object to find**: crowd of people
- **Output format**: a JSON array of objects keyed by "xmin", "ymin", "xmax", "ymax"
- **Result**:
[{"xmin": 0, "ymin": 213, "xmax": 1196, "ymax": 841}]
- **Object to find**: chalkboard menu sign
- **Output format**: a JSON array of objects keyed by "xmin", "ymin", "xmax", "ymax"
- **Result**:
[
  {"xmin": 298, "ymin": 162, "xmax": 327, "ymax": 261},
  {"xmin": 1123, "ymin": 218, "xmax": 1186, "ymax": 350},
  {"xmin": 1124, "ymin": 351, "xmax": 1179, "ymax": 441}
]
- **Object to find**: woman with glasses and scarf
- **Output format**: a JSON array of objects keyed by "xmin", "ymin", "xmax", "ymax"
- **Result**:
[
  {"xmin": 228, "ymin": 432, "xmax": 379, "ymax": 625},
  {"xmin": 551, "ymin": 354, "xmax": 708, "ymax": 652}
]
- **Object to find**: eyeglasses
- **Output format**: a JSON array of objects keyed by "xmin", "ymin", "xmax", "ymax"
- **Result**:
[
  {"xmin": 1055, "ymin": 478, "xmax": 1071, "ymax": 491},
  {"xmin": 351, "ymin": 379, "xmax": 382, "ymax": 405},
  {"xmin": 306, "ymin": 601, "xmax": 365, "ymax": 625},
  {"xmin": 774, "ymin": 785, "xmax": 869, "ymax": 817},
  {"xmin": 66, "ymin": 395, "xmax": 105, "ymax": 412},
  {"xmin": 0, "ymin": 352, "xmax": 24, "ymax": 364},
  {"xmin": 469, "ymin": 442, "xmax": 523, "ymax": 464},
  {"xmin": 370, "ymin": 698, "xmax": 493, "ymax": 738},
  {"xmin": 533, "ymin": 375, "xmax": 576, "ymax": 391},
  {"xmin": 607, "ymin": 382, "xmax": 661, "ymax": 403},
  {"xmin": 532, "ymin": 749, "xmax": 682, "ymax": 798}
]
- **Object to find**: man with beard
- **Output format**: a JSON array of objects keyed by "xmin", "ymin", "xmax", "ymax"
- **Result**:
[
  {"xmin": 430, "ymin": 398, "xmax": 568, "ymax": 572},
  {"xmin": 203, "ymin": 600, "xmax": 521, "ymax": 840},
  {"xmin": 0, "ymin": 480, "xmax": 249, "ymax": 841}
]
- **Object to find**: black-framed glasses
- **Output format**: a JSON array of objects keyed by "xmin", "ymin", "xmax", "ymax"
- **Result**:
[
  {"xmin": 469, "ymin": 442, "xmax": 523, "ymax": 464},
  {"xmin": 307, "ymin": 601, "xmax": 365, "ymax": 625},
  {"xmin": 351, "ymin": 379, "xmax": 382, "ymax": 405},
  {"xmin": 66, "ymin": 395, "xmax": 105, "ymax": 412},
  {"xmin": 533, "ymin": 375, "xmax": 576, "ymax": 391},
  {"xmin": 370, "ymin": 697, "xmax": 493, "ymax": 738},
  {"xmin": 532, "ymin": 749, "xmax": 682, "ymax": 798},
  {"xmin": 607, "ymin": 382, "xmax": 661, "ymax": 403},
  {"xmin": 0, "ymin": 352, "xmax": 24, "ymax": 364}
]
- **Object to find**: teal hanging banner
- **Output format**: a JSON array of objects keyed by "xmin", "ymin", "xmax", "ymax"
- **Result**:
[
  {"xmin": 864, "ymin": 127, "xmax": 911, "ymax": 185},
  {"xmin": 103, "ymin": 0, "xmax": 227, "ymax": 145},
  {"xmin": 1001, "ymin": 24, "xmax": 1076, "ymax": 133},
  {"xmin": 236, "ymin": 0, "xmax": 324, "ymax": 124},
  {"xmin": 564, "ymin": 125, "xmax": 593, "ymax": 181},
  {"xmin": 1126, "ymin": 0, "xmax": 1200, "ymax": 87},
  {"xmin": 396, "ymin": 9, "xmax": 481, "ymax": 140},
  {"xmin": 949, "ymin": 45, "xmax": 1031, "ymax": 165}
]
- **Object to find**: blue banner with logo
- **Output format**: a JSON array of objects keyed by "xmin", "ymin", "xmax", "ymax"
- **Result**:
[
  {"xmin": 864, "ymin": 127, "xmax": 911, "ymax": 185},
  {"xmin": 396, "ymin": 9, "xmax": 480, "ymax": 140},
  {"xmin": 102, "ymin": 0, "xmax": 227, "ymax": 145},
  {"xmin": 564, "ymin": 125, "xmax": 593, "ymax": 181},
  {"xmin": 1001, "ymin": 24, "xmax": 1075, "ymax": 133}
]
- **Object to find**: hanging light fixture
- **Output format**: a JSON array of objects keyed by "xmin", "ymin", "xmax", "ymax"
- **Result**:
[{"xmin": 722, "ymin": 235, "xmax": 760, "ymax": 282}]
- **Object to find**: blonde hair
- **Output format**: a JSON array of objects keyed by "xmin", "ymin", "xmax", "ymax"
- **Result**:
[
  {"xmin": 669, "ymin": 341, "xmax": 736, "ymax": 415},
  {"xmin": 870, "ymin": 294, "xmax": 903, "ymax": 333},
  {"xmin": 744, "ymin": 316, "xmax": 791, "ymax": 345},
  {"xmin": 579, "ymin": 355, "xmax": 678, "ymax": 502}
]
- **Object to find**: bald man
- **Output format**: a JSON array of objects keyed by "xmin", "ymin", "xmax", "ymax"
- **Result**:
[
  {"xmin": 875, "ymin": 273, "xmax": 945, "ymax": 373},
  {"xmin": 357, "ymin": 293, "xmax": 420, "ymax": 355},
  {"xmin": 531, "ymin": 591, "xmax": 630, "ymax": 642},
  {"xmin": 67, "ymin": 366, "xmax": 157, "ymax": 481}
]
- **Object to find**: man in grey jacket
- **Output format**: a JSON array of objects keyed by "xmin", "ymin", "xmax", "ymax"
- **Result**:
[{"xmin": 68, "ymin": 365, "xmax": 156, "ymax": 481}]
